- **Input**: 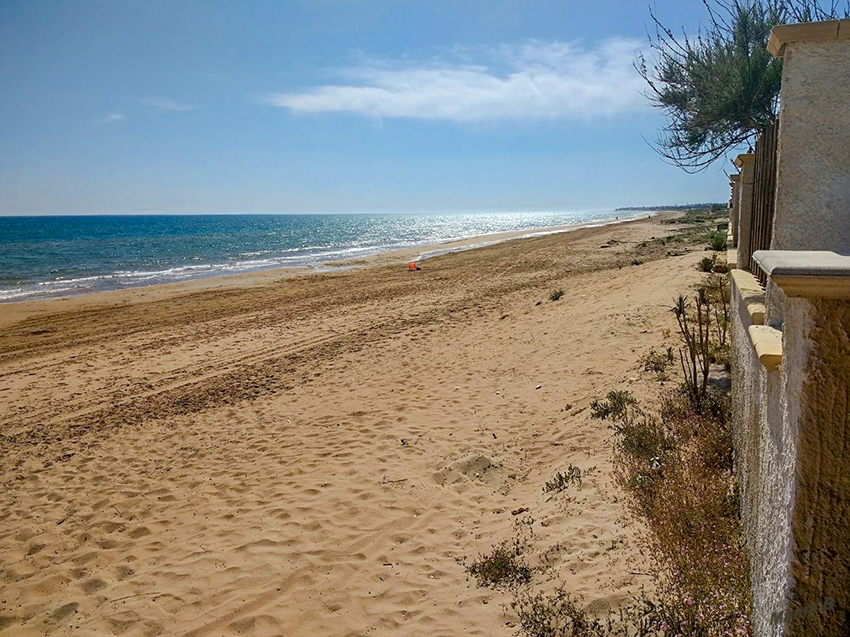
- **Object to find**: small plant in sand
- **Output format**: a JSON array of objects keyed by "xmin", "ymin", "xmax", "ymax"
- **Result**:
[
  {"xmin": 696, "ymin": 255, "xmax": 716, "ymax": 272},
  {"xmin": 671, "ymin": 292, "xmax": 713, "ymax": 412},
  {"xmin": 708, "ymin": 231, "xmax": 727, "ymax": 251},
  {"xmin": 543, "ymin": 464, "xmax": 582, "ymax": 496},
  {"xmin": 512, "ymin": 588, "xmax": 609, "ymax": 637},
  {"xmin": 640, "ymin": 347, "xmax": 675, "ymax": 374},
  {"xmin": 464, "ymin": 538, "xmax": 532, "ymax": 589},
  {"xmin": 550, "ymin": 289, "xmax": 565, "ymax": 302},
  {"xmin": 511, "ymin": 588, "xmax": 671, "ymax": 637},
  {"xmin": 701, "ymin": 273, "xmax": 730, "ymax": 352},
  {"xmin": 590, "ymin": 390, "xmax": 639, "ymax": 421}
]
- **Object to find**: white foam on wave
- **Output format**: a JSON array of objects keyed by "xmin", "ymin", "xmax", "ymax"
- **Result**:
[{"xmin": 1, "ymin": 210, "xmax": 650, "ymax": 303}]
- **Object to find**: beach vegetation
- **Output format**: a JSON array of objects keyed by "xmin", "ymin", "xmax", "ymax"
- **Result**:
[
  {"xmin": 641, "ymin": 347, "xmax": 675, "ymax": 375},
  {"xmin": 464, "ymin": 539, "xmax": 532, "ymax": 589},
  {"xmin": 550, "ymin": 289, "xmax": 565, "ymax": 302},
  {"xmin": 701, "ymin": 273, "xmax": 731, "ymax": 355},
  {"xmin": 609, "ymin": 387, "xmax": 750, "ymax": 636},
  {"xmin": 637, "ymin": 0, "xmax": 849, "ymax": 172},
  {"xmin": 697, "ymin": 255, "xmax": 717, "ymax": 272},
  {"xmin": 671, "ymin": 293, "xmax": 714, "ymax": 412},
  {"xmin": 660, "ymin": 208, "xmax": 719, "ymax": 225},
  {"xmin": 552, "ymin": 386, "xmax": 747, "ymax": 635},
  {"xmin": 511, "ymin": 588, "xmax": 614, "ymax": 636},
  {"xmin": 708, "ymin": 232, "xmax": 727, "ymax": 251},
  {"xmin": 590, "ymin": 390, "xmax": 639, "ymax": 421},
  {"xmin": 542, "ymin": 465, "xmax": 582, "ymax": 496}
]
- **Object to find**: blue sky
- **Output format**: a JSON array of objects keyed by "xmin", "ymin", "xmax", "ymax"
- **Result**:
[{"xmin": 0, "ymin": 0, "xmax": 734, "ymax": 215}]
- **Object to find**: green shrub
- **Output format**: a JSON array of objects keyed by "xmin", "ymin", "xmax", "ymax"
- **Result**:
[
  {"xmin": 550, "ymin": 289, "xmax": 565, "ymax": 302},
  {"xmin": 708, "ymin": 232, "xmax": 727, "ymax": 251},
  {"xmin": 590, "ymin": 390, "xmax": 638, "ymax": 420},
  {"xmin": 612, "ymin": 414, "xmax": 673, "ymax": 465},
  {"xmin": 696, "ymin": 255, "xmax": 716, "ymax": 272}
]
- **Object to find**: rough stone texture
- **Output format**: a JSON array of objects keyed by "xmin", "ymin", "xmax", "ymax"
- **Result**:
[
  {"xmin": 735, "ymin": 25, "xmax": 850, "ymax": 636},
  {"xmin": 733, "ymin": 278, "xmax": 801, "ymax": 637},
  {"xmin": 787, "ymin": 299, "xmax": 850, "ymax": 636},
  {"xmin": 753, "ymin": 295, "xmax": 809, "ymax": 637},
  {"xmin": 773, "ymin": 40, "xmax": 850, "ymax": 253},
  {"xmin": 731, "ymin": 276, "xmax": 764, "ymax": 552},
  {"xmin": 734, "ymin": 279, "xmax": 850, "ymax": 635}
]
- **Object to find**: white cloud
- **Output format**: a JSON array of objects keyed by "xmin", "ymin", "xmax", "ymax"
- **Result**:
[
  {"xmin": 267, "ymin": 39, "xmax": 647, "ymax": 122},
  {"xmin": 102, "ymin": 113, "xmax": 126, "ymax": 123},
  {"xmin": 144, "ymin": 97, "xmax": 195, "ymax": 111}
]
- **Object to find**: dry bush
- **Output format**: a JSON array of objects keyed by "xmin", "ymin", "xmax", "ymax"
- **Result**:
[
  {"xmin": 610, "ymin": 390, "xmax": 751, "ymax": 636},
  {"xmin": 641, "ymin": 347, "xmax": 675, "ymax": 375},
  {"xmin": 464, "ymin": 538, "xmax": 532, "ymax": 589}
]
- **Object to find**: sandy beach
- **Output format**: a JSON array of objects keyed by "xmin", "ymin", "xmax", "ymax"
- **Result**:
[{"xmin": 0, "ymin": 215, "xmax": 706, "ymax": 636}]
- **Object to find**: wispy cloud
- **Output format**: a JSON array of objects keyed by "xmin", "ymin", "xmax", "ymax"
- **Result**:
[
  {"xmin": 102, "ymin": 112, "xmax": 126, "ymax": 123},
  {"xmin": 267, "ymin": 39, "xmax": 646, "ymax": 123},
  {"xmin": 143, "ymin": 97, "xmax": 196, "ymax": 111}
]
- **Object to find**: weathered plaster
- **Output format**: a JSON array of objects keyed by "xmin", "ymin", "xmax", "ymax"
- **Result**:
[{"xmin": 787, "ymin": 299, "xmax": 850, "ymax": 636}]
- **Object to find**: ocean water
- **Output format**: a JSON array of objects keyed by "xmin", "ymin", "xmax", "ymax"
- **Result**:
[{"xmin": 0, "ymin": 211, "xmax": 645, "ymax": 302}]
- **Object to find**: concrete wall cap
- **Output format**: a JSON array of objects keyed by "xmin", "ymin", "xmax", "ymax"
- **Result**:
[
  {"xmin": 753, "ymin": 250, "xmax": 850, "ymax": 298},
  {"xmin": 734, "ymin": 154, "xmax": 755, "ymax": 167},
  {"xmin": 768, "ymin": 19, "xmax": 850, "ymax": 57},
  {"xmin": 730, "ymin": 269, "xmax": 766, "ymax": 324},
  {"xmin": 747, "ymin": 325, "xmax": 783, "ymax": 371}
]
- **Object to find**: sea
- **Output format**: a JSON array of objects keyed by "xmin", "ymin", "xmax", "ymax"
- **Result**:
[{"xmin": 0, "ymin": 210, "xmax": 648, "ymax": 302}]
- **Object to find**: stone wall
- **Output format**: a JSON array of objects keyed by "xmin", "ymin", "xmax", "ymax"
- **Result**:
[
  {"xmin": 732, "ymin": 268, "xmax": 850, "ymax": 635},
  {"xmin": 730, "ymin": 21, "xmax": 850, "ymax": 636},
  {"xmin": 787, "ymin": 298, "xmax": 850, "ymax": 634}
]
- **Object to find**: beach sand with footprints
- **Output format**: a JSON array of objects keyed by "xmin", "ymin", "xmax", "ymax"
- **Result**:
[{"xmin": 0, "ymin": 216, "xmax": 706, "ymax": 636}]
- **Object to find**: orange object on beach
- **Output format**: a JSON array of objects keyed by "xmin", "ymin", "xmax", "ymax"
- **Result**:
[{"xmin": 409, "ymin": 262, "xmax": 417, "ymax": 271}]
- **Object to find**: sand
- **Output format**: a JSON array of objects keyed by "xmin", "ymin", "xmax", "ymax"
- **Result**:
[{"xmin": 0, "ymin": 216, "xmax": 705, "ymax": 636}]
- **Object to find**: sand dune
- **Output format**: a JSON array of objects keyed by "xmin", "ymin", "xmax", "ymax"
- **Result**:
[{"xmin": 0, "ymin": 217, "xmax": 705, "ymax": 636}]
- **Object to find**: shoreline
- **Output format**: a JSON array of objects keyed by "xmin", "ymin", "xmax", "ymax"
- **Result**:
[{"xmin": 0, "ymin": 211, "xmax": 667, "ymax": 325}]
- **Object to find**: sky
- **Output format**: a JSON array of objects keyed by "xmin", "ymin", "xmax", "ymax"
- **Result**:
[{"xmin": 0, "ymin": 0, "xmax": 735, "ymax": 216}]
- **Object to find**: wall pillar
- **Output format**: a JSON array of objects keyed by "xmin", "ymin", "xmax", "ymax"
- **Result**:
[
  {"xmin": 735, "ymin": 155, "xmax": 756, "ymax": 270},
  {"xmin": 730, "ymin": 174, "xmax": 741, "ymax": 247},
  {"xmin": 768, "ymin": 20, "xmax": 850, "ymax": 253}
]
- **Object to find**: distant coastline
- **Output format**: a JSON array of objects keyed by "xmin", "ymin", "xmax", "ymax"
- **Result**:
[{"xmin": 615, "ymin": 202, "xmax": 725, "ymax": 212}]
